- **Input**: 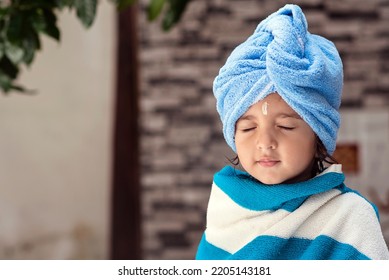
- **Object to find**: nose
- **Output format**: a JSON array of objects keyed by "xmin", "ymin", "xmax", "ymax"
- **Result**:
[{"xmin": 255, "ymin": 128, "xmax": 277, "ymax": 150}]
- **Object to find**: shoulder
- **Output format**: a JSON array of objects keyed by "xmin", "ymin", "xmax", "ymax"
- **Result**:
[
  {"xmin": 310, "ymin": 187, "xmax": 389, "ymax": 259},
  {"xmin": 333, "ymin": 185, "xmax": 379, "ymax": 220}
]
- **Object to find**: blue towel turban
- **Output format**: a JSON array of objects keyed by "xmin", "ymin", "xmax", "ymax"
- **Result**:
[{"xmin": 214, "ymin": 4, "xmax": 343, "ymax": 155}]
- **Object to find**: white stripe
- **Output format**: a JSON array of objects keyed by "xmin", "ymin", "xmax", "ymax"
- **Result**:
[
  {"xmin": 315, "ymin": 164, "xmax": 342, "ymax": 177},
  {"xmin": 206, "ymin": 183, "xmax": 289, "ymax": 253},
  {"xmin": 293, "ymin": 192, "xmax": 389, "ymax": 259}
]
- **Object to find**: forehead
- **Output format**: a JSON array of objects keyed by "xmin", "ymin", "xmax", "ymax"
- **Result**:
[{"xmin": 242, "ymin": 93, "xmax": 299, "ymax": 117}]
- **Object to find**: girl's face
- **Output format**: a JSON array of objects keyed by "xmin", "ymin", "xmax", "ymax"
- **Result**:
[{"xmin": 235, "ymin": 93, "xmax": 316, "ymax": 185}]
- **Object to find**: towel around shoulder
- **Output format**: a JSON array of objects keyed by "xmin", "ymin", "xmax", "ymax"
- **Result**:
[{"xmin": 214, "ymin": 4, "xmax": 343, "ymax": 155}]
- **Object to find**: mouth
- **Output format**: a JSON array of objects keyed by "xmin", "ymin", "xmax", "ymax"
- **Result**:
[{"xmin": 256, "ymin": 159, "xmax": 280, "ymax": 167}]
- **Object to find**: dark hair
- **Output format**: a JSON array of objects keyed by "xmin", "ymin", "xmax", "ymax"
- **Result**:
[
  {"xmin": 228, "ymin": 136, "xmax": 338, "ymax": 178},
  {"xmin": 312, "ymin": 137, "xmax": 338, "ymax": 175}
]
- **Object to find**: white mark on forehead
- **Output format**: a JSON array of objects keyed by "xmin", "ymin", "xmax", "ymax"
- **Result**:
[{"xmin": 262, "ymin": 102, "xmax": 268, "ymax": 116}]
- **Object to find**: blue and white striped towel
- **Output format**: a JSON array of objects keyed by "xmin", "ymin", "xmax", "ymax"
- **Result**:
[{"xmin": 196, "ymin": 165, "xmax": 389, "ymax": 260}]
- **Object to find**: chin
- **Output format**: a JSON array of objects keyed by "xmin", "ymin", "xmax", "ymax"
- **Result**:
[
  {"xmin": 256, "ymin": 177, "xmax": 285, "ymax": 185},
  {"xmin": 249, "ymin": 171, "xmax": 285, "ymax": 185}
]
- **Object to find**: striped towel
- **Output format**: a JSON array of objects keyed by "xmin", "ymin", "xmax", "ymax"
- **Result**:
[{"xmin": 196, "ymin": 165, "xmax": 389, "ymax": 260}]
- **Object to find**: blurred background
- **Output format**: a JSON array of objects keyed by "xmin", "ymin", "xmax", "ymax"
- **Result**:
[{"xmin": 0, "ymin": 0, "xmax": 388, "ymax": 260}]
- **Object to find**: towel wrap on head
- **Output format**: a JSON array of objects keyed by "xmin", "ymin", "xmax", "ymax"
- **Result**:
[{"xmin": 213, "ymin": 4, "xmax": 343, "ymax": 154}]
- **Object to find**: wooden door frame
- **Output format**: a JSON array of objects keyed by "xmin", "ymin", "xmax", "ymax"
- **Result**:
[{"xmin": 110, "ymin": 5, "xmax": 141, "ymax": 260}]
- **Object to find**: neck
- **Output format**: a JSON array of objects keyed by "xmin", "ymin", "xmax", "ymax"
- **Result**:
[{"xmin": 281, "ymin": 159, "xmax": 315, "ymax": 184}]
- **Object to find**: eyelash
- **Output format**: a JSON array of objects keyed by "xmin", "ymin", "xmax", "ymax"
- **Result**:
[
  {"xmin": 278, "ymin": 126, "xmax": 295, "ymax": 130},
  {"xmin": 242, "ymin": 127, "xmax": 256, "ymax": 132},
  {"xmin": 241, "ymin": 126, "xmax": 295, "ymax": 132}
]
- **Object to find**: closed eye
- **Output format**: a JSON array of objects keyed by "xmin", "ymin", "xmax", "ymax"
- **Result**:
[
  {"xmin": 241, "ymin": 127, "xmax": 256, "ymax": 132},
  {"xmin": 278, "ymin": 126, "xmax": 295, "ymax": 130}
]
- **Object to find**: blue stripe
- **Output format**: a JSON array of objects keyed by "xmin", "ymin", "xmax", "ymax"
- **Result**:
[
  {"xmin": 196, "ymin": 234, "xmax": 229, "ymax": 260},
  {"xmin": 214, "ymin": 166, "xmax": 345, "ymax": 211},
  {"xmin": 196, "ymin": 234, "xmax": 370, "ymax": 260}
]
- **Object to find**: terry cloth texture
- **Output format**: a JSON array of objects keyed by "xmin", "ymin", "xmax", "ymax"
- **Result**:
[
  {"xmin": 196, "ymin": 165, "xmax": 389, "ymax": 260},
  {"xmin": 213, "ymin": 4, "xmax": 343, "ymax": 155}
]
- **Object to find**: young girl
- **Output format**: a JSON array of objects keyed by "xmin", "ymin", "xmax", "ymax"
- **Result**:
[{"xmin": 196, "ymin": 4, "xmax": 389, "ymax": 260}]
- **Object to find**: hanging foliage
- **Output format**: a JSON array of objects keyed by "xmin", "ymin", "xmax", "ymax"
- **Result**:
[
  {"xmin": 0, "ymin": 0, "xmax": 192, "ymax": 93},
  {"xmin": 147, "ymin": 0, "xmax": 192, "ymax": 31}
]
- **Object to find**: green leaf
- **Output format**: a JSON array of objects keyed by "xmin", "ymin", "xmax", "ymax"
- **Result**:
[
  {"xmin": 22, "ymin": 31, "xmax": 41, "ymax": 65},
  {"xmin": 0, "ymin": 77, "xmax": 28, "ymax": 94},
  {"xmin": 0, "ymin": 7, "xmax": 10, "ymax": 19},
  {"xmin": 43, "ymin": 9, "xmax": 60, "ymax": 40},
  {"xmin": 75, "ymin": 0, "xmax": 97, "ymax": 28},
  {"xmin": 9, "ymin": 84, "xmax": 27, "ymax": 93},
  {"xmin": 29, "ymin": 8, "xmax": 60, "ymax": 41},
  {"xmin": 0, "ymin": 44, "xmax": 4, "ymax": 60},
  {"xmin": 162, "ymin": 9, "xmax": 174, "ymax": 31},
  {"xmin": 55, "ymin": 0, "xmax": 76, "ymax": 9},
  {"xmin": 0, "ymin": 18, "xmax": 5, "ymax": 31},
  {"xmin": 148, "ymin": 0, "xmax": 165, "ymax": 21},
  {"xmin": 162, "ymin": 0, "xmax": 191, "ymax": 31},
  {"xmin": 0, "ymin": 55, "xmax": 19, "ymax": 80},
  {"xmin": 6, "ymin": 12, "xmax": 24, "ymax": 43},
  {"xmin": 17, "ymin": 1, "xmax": 58, "ymax": 9},
  {"xmin": 4, "ymin": 42, "xmax": 24, "ymax": 64},
  {"xmin": 31, "ymin": 10, "xmax": 46, "ymax": 31},
  {"xmin": 0, "ymin": 71, "xmax": 13, "ymax": 93},
  {"xmin": 1, "ymin": 68, "xmax": 32, "ymax": 94},
  {"xmin": 115, "ymin": 0, "xmax": 137, "ymax": 11}
]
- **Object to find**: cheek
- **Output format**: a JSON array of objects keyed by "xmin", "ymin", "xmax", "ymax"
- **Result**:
[
  {"xmin": 293, "ymin": 133, "xmax": 316, "ymax": 159},
  {"xmin": 283, "ymin": 130, "xmax": 316, "ymax": 156},
  {"xmin": 235, "ymin": 135, "xmax": 254, "ymax": 161},
  {"xmin": 235, "ymin": 138, "xmax": 250, "ymax": 155},
  {"xmin": 235, "ymin": 133, "xmax": 252, "ymax": 148},
  {"xmin": 296, "ymin": 141, "xmax": 316, "ymax": 159}
]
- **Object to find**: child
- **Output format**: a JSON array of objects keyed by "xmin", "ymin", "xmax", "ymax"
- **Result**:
[{"xmin": 196, "ymin": 4, "xmax": 389, "ymax": 260}]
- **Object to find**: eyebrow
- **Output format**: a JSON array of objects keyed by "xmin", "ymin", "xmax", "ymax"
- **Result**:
[
  {"xmin": 238, "ymin": 115, "xmax": 256, "ymax": 121},
  {"xmin": 277, "ymin": 112, "xmax": 302, "ymax": 119},
  {"xmin": 238, "ymin": 112, "xmax": 302, "ymax": 121}
]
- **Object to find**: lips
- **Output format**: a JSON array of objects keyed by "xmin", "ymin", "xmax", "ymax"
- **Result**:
[{"xmin": 257, "ymin": 158, "xmax": 280, "ymax": 167}]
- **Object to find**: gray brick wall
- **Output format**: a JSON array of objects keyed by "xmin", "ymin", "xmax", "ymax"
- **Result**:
[{"xmin": 138, "ymin": 0, "xmax": 389, "ymax": 259}]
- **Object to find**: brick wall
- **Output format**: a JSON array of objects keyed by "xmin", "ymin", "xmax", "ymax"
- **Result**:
[{"xmin": 138, "ymin": 0, "xmax": 389, "ymax": 259}]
